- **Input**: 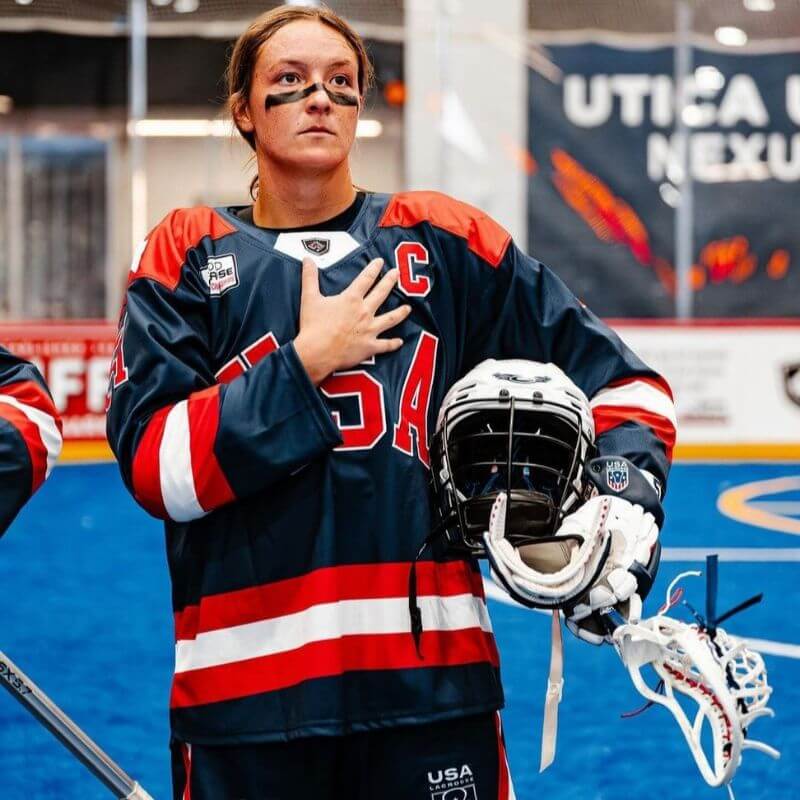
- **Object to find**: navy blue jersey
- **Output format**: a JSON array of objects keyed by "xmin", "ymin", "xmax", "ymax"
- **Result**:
[
  {"xmin": 106, "ymin": 191, "xmax": 676, "ymax": 744},
  {"xmin": 0, "ymin": 345, "xmax": 62, "ymax": 535}
]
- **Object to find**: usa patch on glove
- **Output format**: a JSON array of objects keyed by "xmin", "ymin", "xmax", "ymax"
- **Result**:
[{"xmin": 564, "ymin": 495, "xmax": 660, "ymax": 644}]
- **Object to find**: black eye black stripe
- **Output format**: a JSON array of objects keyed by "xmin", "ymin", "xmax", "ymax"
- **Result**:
[{"xmin": 264, "ymin": 82, "xmax": 359, "ymax": 109}]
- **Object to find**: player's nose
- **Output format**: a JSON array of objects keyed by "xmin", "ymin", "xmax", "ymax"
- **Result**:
[{"xmin": 305, "ymin": 83, "xmax": 332, "ymax": 112}]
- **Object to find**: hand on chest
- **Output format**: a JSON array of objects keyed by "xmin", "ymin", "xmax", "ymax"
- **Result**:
[{"xmin": 206, "ymin": 238, "xmax": 444, "ymax": 469}]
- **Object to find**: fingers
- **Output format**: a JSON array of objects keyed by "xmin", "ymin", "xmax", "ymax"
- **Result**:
[
  {"xmin": 363, "ymin": 267, "xmax": 400, "ymax": 315},
  {"xmin": 371, "ymin": 303, "xmax": 412, "ymax": 335},
  {"xmin": 349, "ymin": 257, "xmax": 386, "ymax": 297},
  {"xmin": 300, "ymin": 257, "xmax": 320, "ymax": 299},
  {"xmin": 371, "ymin": 336, "xmax": 404, "ymax": 355},
  {"xmin": 565, "ymin": 617, "xmax": 606, "ymax": 646}
]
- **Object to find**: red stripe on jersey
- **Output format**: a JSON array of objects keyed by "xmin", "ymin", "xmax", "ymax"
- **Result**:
[
  {"xmin": 2, "ymin": 379, "xmax": 60, "ymax": 422},
  {"xmin": 132, "ymin": 207, "xmax": 236, "ymax": 291},
  {"xmin": 181, "ymin": 743, "xmax": 192, "ymax": 800},
  {"xmin": 379, "ymin": 192, "xmax": 512, "ymax": 268},
  {"xmin": 131, "ymin": 405, "xmax": 171, "ymax": 518},
  {"xmin": 186, "ymin": 385, "xmax": 235, "ymax": 512},
  {"xmin": 0, "ymin": 380, "xmax": 60, "ymax": 493},
  {"xmin": 606, "ymin": 373, "xmax": 674, "ymax": 402},
  {"xmin": 174, "ymin": 560, "xmax": 485, "ymax": 641},
  {"xmin": 494, "ymin": 713, "xmax": 511, "ymax": 799},
  {"xmin": 0, "ymin": 402, "xmax": 47, "ymax": 493},
  {"xmin": 170, "ymin": 627, "xmax": 499, "ymax": 708},
  {"xmin": 593, "ymin": 405, "xmax": 676, "ymax": 461}
]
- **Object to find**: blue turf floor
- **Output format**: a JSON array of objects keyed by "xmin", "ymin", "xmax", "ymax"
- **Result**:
[{"xmin": 0, "ymin": 462, "xmax": 797, "ymax": 799}]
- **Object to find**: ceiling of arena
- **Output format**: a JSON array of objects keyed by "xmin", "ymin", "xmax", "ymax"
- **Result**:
[
  {"xmin": 0, "ymin": 0, "xmax": 798, "ymax": 39},
  {"xmin": 528, "ymin": 0, "xmax": 800, "ymax": 37},
  {"xmin": 0, "ymin": 1, "xmax": 402, "ymax": 25}
]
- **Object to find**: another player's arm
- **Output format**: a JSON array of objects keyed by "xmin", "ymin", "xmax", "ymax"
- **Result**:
[{"xmin": 0, "ymin": 347, "xmax": 63, "ymax": 535}]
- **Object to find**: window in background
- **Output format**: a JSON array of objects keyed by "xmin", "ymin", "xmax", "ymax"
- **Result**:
[{"xmin": 1, "ymin": 136, "xmax": 108, "ymax": 320}]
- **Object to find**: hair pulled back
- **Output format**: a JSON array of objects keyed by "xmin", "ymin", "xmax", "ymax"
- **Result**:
[{"xmin": 226, "ymin": 5, "xmax": 374, "ymax": 198}]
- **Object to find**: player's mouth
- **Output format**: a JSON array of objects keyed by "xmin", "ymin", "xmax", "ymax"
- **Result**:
[{"xmin": 300, "ymin": 126, "xmax": 335, "ymax": 136}]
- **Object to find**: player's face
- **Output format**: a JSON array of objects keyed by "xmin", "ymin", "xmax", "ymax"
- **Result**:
[{"xmin": 237, "ymin": 20, "xmax": 361, "ymax": 174}]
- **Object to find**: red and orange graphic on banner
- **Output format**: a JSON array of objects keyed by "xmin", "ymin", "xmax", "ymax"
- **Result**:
[{"xmin": 550, "ymin": 148, "xmax": 792, "ymax": 295}]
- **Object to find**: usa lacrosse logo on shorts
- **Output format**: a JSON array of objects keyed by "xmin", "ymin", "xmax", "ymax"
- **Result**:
[
  {"xmin": 606, "ymin": 460, "xmax": 629, "ymax": 493},
  {"xmin": 427, "ymin": 765, "xmax": 478, "ymax": 800}
]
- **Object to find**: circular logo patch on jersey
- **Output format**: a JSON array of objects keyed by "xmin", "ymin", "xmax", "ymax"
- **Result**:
[{"xmin": 717, "ymin": 475, "xmax": 800, "ymax": 535}]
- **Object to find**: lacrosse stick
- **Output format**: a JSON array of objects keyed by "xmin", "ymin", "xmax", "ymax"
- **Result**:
[
  {"xmin": 0, "ymin": 649, "xmax": 153, "ymax": 799},
  {"xmin": 605, "ymin": 558, "xmax": 779, "ymax": 797}
]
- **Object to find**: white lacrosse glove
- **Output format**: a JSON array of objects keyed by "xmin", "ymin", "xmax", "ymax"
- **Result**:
[
  {"xmin": 483, "ymin": 492, "xmax": 613, "ymax": 610},
  {"xmin": 564, "ymin": 495, "xmax": 659, "ymax": 645}
]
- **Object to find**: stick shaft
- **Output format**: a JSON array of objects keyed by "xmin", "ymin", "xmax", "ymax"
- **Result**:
[{"xmin": 0, "ymin": 650, "xmax": 152, "ymax": 799}]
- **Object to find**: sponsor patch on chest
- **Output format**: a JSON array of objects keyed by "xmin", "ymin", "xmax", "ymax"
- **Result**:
[{"xmin": 201, "ymin": 254, "xmax": 239, "ymax": 296}]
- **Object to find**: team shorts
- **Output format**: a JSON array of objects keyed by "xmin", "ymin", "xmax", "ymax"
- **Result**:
[{"xmin": 171, "ymin": 711, "xmax": 515, "ymax": 800}]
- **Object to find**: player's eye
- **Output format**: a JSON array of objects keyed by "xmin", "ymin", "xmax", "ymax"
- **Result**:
[
  {"xmin": 330, "ymin": 74, "xmax": 353, "ymax": 88},
  {"xmin": 278, "ymin": 72, "xmax": 302, "ymax": 87}
]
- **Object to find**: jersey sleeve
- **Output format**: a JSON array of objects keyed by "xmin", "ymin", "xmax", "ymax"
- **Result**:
[
  {"xmin": 0, "ymin": 346, "xmax": 63, "ymax": 535},
  {"xmin": 105, "ymin": 208, "xmax": 342, "ymax": 523},
  {"xmin": 414, "ymin": 194, "xmax": 676, "ymax": 491}
]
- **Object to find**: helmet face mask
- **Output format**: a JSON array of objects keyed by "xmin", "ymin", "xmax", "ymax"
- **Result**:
[{"xmin": 431, "ymin": 361, "xmax": 595, "ymax": 556}]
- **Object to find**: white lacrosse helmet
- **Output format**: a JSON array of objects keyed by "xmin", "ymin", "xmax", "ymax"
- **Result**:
[{"xmin": 430, "ymin": 359, "xmax": 595, "ymax": 556}]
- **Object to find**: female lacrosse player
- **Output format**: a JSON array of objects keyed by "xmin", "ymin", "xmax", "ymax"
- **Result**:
[{"xmin": 106, "ymin": 6, "xmax": 675, "ymax": 798}]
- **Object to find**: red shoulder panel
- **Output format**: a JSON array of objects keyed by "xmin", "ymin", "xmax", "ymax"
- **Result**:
[
  {"xmin": 379, "ymin": 191, "xmax": 512, "ymax": 268},
  {"xmin": 130, "ymin": 207, "xmax": 236, "ymax": 291}
]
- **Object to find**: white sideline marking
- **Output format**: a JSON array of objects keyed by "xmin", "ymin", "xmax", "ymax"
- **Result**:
[
  {"xmin": 743, "ymin": 637, "xmax": 800, "ymax": 659},
  {"xmin": 482, "ymin": 578, "xmax": 800, "ymax": 659},
  {"xmin": 662, "ymin": 547, "xmax": 800, "ymax": 562}
]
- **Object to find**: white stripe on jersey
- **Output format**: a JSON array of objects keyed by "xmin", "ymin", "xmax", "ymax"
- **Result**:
[
  {"xmin": 160, "ymin": 400, "xmax": 206, "ymax": 522},
  {"xmin": 0, "ymin": 393, "xmax": 62, "ymax": 476},
  {"xmin": 590, "ymin": 379, "xmax": 676, "ymax": 426},
  {"xmin": 129, "ymin": 237, "xmax": 149, "ymax": 274},
  {"xmin": 174, "ymin": 593, "xmax": 493, "ymax": 674}
]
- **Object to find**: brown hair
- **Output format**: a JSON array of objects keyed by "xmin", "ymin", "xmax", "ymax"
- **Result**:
[{"xmin": 226, "ymin": 5, "xmax": 375, "ymax": 198}]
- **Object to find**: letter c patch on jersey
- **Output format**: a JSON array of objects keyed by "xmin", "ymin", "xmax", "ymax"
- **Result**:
[{"xmin": 395, "ymin": 242, "xmax": 431, "ymax": 297}]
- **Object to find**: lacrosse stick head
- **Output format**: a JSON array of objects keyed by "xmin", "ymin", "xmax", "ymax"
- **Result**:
[{"xmin": 613, "ymin": 613, "xmax": 779, "ymax": 788}]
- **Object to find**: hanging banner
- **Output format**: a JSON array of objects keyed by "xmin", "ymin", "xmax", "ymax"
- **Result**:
[{"xmin": 528, "ymin": 42, "xmax": 799, "ymax": 317}]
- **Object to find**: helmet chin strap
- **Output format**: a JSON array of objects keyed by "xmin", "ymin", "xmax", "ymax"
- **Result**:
[
  {"xmin": 264, "ymin": 82, "xmax": 359, "ymax": 109},
  {"xmin": 540, "ymin": 610, "xmax": 564, "ymax": 772}
]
